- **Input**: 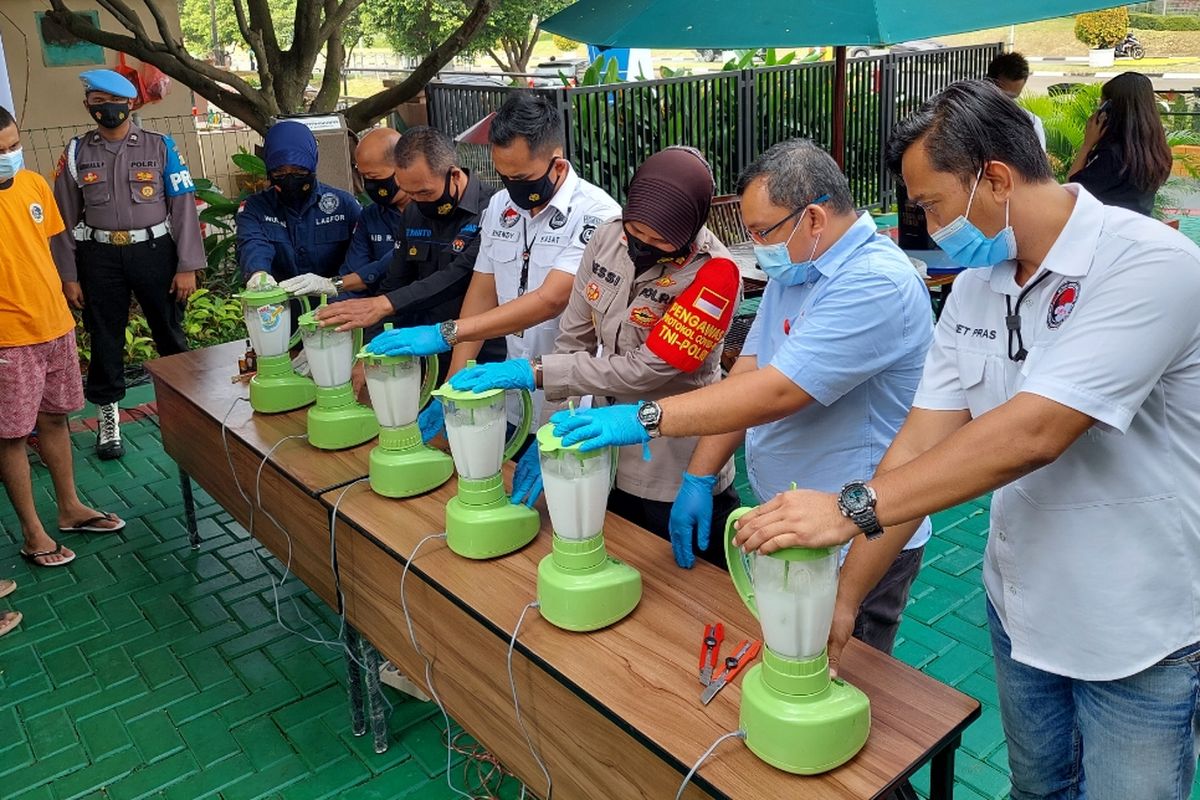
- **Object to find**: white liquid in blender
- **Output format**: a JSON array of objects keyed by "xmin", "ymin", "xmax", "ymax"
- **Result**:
[
  {"xmin": 446, "ymin": 417, "xmax": 506, "ymax": 479},
  {"xmin": 754, "ymin": 558, "xmax": 839, "ymax": 660},
  {"xmin": 542, "ymin": 466, "xmax": 609, "ymax": 540},
  {"xmin": 246, "ymin": 304, "xmax": 290, "ymax": 356},
  {"xmin": 304, "ymin": 331, "xmax": 354, "ymax": 387},
  {"xmin": 365, "ymin": 370, "xmax": 420, "ymax": 428}
]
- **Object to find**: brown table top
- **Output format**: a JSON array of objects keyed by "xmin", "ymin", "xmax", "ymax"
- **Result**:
[
  {"xmin": 145, "ymin": 342, "xmax": 371, "ymax": 496},
  {"xmin": 323, "ymin": 475, "xmax": 980, "ymax": 798}
]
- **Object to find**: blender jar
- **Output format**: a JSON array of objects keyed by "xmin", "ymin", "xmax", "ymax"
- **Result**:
[
  {"xmin": 539, "ymin": 438, "xmax": 613, "ymax": 540},
  {"xmin": 442, "ymin": 393, "xmax": 507, "ymax": 479},
  {"xmin": 238, "ymin": 288, "xmax": 291, "ymax": 357},
  {"xmin": 364, "ymin": 357, "xmax": 420, "ymax": 428},
  {"xmin": 301, "ymin": 326, "xmax": 354, "ymax": 388},
  {"xmin": 749, "ymin": 548, "xmax": 840, "ymax": 660}
]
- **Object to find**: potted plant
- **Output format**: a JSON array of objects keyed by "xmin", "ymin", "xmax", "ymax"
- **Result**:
[{"xmin": 1074, "ymin": 8, "xmax": 1129, "ymax": 68}]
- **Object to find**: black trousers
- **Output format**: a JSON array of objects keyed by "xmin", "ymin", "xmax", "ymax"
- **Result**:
[
  {"xmin": 77, "ymin": 237, "xmax": 189, "ymax": 405},
  {"xmin": 608, "ymin": 485, "xmax": 743, "ymax": 570}
]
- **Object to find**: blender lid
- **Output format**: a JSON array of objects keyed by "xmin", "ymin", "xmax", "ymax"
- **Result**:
[
  {"xmin": 357, "ymin": 324, "xmax": 414, "ymax": 365},
  {"xmin": 535, "ymin": 422, "xmax": 605, "ymax": 459},
  {"xmin": 431, "ymin": 381, "xmax": 504, "ymax": 407},
  {"xmin": 767, "ymin": 545, "xmax": 839, "ymax": 561},
  {"xmin": 296, "ymin": 296, "xmax": 330, "ymax": 332},
  {"xmin": 235, "ymin": 286, "xmax": 289, "ymax": 306}
]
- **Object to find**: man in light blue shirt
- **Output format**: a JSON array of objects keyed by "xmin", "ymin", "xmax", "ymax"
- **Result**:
[{"xmin": 550, "ymin": 139, "xmax": 934, "ymax": 657}]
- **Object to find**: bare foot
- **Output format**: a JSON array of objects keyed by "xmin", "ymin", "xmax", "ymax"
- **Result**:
[
  {"xmin": 0, "ymin": 611, "xmax": 21, "ymax": 637},
  {"xmin": 57, "ymin": 506, "xmax": 125, "ymax": 532}
]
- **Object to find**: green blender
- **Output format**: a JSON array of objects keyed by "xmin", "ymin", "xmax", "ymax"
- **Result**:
[
  {"xmin": 236, "ymin": 287, "xmax": 316, "ymax": 414},
  {"xmin": 431, "ymin": 377, "xmax": 539, "ymax": 559},
  {"xmin": 535, "ymin": 424, "xmax": 641, "ymax": 631},
  {"xmin": 297, "ymin": 298, "xmax": 379, "ymax": 450},
  {"xmin": 357, "ymin": 331, "xmax": 453, "ymax": 497},
  {"xmin": 722, "ymin": 507, "xmax": 871, "ymax": 774}
]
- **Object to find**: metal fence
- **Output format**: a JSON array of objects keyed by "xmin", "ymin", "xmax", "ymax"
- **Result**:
[{"xmin": 427, "ymin": 43, "xmax": 1003, "ymax": 209}]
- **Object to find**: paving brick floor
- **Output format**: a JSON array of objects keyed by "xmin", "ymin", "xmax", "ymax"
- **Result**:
[{"xmin": 1, "ymin": 400, "xmax": 1196, "ymax": 799}]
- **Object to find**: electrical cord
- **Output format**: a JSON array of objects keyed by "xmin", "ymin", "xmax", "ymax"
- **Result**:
[
  {"xmin": 674, "ymin": 729, "xmax": 746, "ymax": 800},
  {"xmin": 508, "ymin": 602, "xmax": 552, "ymax": 800},
  {"xmin": 400, "ymin": 532, "xmax": 477, "ymax": 800}
]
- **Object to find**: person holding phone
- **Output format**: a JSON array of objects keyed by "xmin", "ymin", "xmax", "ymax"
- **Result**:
[{"xmin": 1068, "ymin": 72, "xmax": 1172, "ymax": 216}]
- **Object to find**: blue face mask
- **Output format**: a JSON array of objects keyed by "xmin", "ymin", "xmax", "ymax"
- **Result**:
[
  {"xmin": 0, "ymin": 148, "xmax": 23, "ymax": 182},
  {"xmin": 753, "ymin": 211, "xmax": 821, "ymax": 287},
  {"xmin": 930, "ymin": 170, "xmax": 1017, "ymax": 268}
]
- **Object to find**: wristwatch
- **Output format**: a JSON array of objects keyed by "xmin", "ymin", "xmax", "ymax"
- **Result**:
[
  {"xmin": 837, "ymin": 481, "xmax": 884, "ymax": 540},
  {"xmin": 531, "ymin": 356, "xmax": 543, "ymax": 388},
  {"xmin": 331, "ymin": 276, "xmax": 345, "ymax": 294},
  {"xmin": 636, "ymin": 400, "xmax": 663, "ymax": 438},
  {"xmin": 439, "ymin": 319, "xmax": 459, "ymax": 346}
]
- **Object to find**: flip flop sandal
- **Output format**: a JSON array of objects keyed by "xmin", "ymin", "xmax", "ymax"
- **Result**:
[
  {"xmin": 59, "ymin": 512, "xmax": 126, "ymax": 534},
  {"xmin": 0, "ymin": 611, "xmax": 22, "ymax": 638},
  {"xmin": 0, "ymin": 579, "xmax": 14, "ymax": 599},
  {"xmin": 19, "ymin": 545, "xmax": 76, "ymax": 568}
]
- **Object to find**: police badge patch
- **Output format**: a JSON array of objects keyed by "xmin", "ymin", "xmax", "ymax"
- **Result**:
[
  {"xmin": 29, "ymin": 203, "xmax": 44, "ymax": 224},
  {"xmin": 501, "ymin": 207, "xmax": 520, "ymax": 228},
  {"xmin": 549, "ymin": 209, "xmax": 568, "ymax": 230},
  {"xmin": 579, "ymin": 225, "xmax": 596, "ymax": 245},
  {"xmin": 319, "ymin": 193, "xmax": 339, "ymax": 214}
]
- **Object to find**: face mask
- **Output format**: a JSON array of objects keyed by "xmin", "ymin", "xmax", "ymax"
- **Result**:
[
  {"xmin": 753, "ymin": 212, "xmax": 821, "ymax": 286},
  {"xmin": 271, "ymin": 171, "xmax": 315, "ymax": 208},
  {"xmin": 502, "ymin": 158, "xmax": 559, "ymax": 211},
  {"xmin": 414, "ymin": 170, "xmax": 460, "ymax": 219},
  {"xmin": 930, "ymin": 170, "xmax": 1017, "ymax": 268},
  {"xmin": 0, "ymin": 148, "xmax": 23, "ymax": 182},
  {"xmin": 626, "ymin": 232, "xmax": 690, "ymax": 271},
  {"xmin": 87, "ymin": 102, "xmax": 131, "ymax": 130},
  {"xmin": 363, "ymin": 175, "xmax": 401, "ymax": 207}
]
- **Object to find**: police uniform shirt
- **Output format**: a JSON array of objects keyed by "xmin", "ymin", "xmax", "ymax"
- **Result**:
[
  {"xmin": 473, "ymin": 164, "xmax": 621, "ymax": 422},
  {"xmin": 740, "ymin": 212, "xmax": 934, "ymax": 552},
  {"xmin": 49, "ymin": 125, "xmax": 204, "ymax": 281},
  {"xmin": 339, "ymin": 202, "xmax": 401, "ymax": 296},
  {"xmin": 236, "ymin": 182, "xmax": 361, "ymax": 281},
  {"xmin": 915, "ymin": 185, "xmax": 1200, "ymax": 680}
]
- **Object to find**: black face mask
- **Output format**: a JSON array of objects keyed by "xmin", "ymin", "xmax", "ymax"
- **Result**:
[
  {"xmin": 271, "ymin": 171, "xmax": 315, "ymax": 209},
  {"xmin": 626, "ymin": 232, "xmax": 690, "ymax": 271},
  {"xmin": 363, "ymin": 175, "xmax": 401, "ymax": 207},
  {"xmin": 87, "ymin": 102, "xmax": 131, "ymax": 130},
  {"xmin": 414, "ymin": 170, "xmax": 460, "ymax": 219},
  {"xmin": 501, "ymin": 158, "xmax": 560, "ymax": 211}
]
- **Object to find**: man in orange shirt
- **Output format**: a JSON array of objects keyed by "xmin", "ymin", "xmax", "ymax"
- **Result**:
[{"xmin": 0, "ymin": 105, "xmax": 124, "ymax": 615}]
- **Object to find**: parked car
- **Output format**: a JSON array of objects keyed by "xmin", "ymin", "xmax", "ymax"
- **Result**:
[
  {"xmin": 849, "ymin": 40, "xmax": 946, "ymax": 58},
  {"xmin": 529, "ymin": 58, "xmax": 590, "ymax": 87},
  {"xmin": 436, "ymin": 72, "xmax": 509, "ymax": 88}
]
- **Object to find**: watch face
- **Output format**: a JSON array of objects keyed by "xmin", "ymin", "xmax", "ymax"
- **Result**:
[
  {"xmin": 637, "ymin": 402, "xmax": 659, "ymax": 425},
  {"xmin": 843, "ymin": 484, "xmax": 872, "ymax": 513}
]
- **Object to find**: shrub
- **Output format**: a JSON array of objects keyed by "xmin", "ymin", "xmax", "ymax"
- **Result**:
[
  {"xmin": 1129, "ymin": 12, "xmax": 1200, "ymax": 31},
  {"xmin": 1074, "ymin": 8, "xmax": 1130, "ymax": 49},
  {"xmin": 550, "ymin": 33, "xmax": 579, "ymax": 52}
]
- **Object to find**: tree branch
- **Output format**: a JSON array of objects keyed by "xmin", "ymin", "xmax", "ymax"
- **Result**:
[
  {"xmin": 232, "ymin": 0, "xmax": 274, "ymax": 100},
  {"xmin": 484, "ymin": 45, "xmax": 510, "ymax": 73},
  {"xmin": 312, "ymin": 0, "xmax": 344, "ymax": 111},
  {"xmin": 314, "ymin": 0, "xmax": 368, "ymax": 49},
  {"xmin": 342, "ymin": 0, "xmax": 495, "ymax": 131},
  {"xmin": 138, "ymin": 0, "xmax": 182, "ymax": 56}
]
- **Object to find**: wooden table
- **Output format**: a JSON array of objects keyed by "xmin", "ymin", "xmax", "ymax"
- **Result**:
[{"xmin": 147, "ymin": 343, "xmax": 980, "ymax": 799}]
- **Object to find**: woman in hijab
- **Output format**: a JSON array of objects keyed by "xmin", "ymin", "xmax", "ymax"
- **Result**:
[{"xmin": 449, "ymin": 146, "xmax": 744, "ymax": 568}]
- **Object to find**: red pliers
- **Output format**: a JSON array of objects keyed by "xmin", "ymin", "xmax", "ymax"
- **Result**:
[
  {"xmin": 700, "ymin": 639, "xmax": 762, "ymax": 705},
  {"xmin": 698, "ymin": 622, "xmax": 724, "ymax": 686}
]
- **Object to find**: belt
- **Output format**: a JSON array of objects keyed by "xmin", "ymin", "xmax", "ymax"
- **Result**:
[{"xmin": 75, "ymin": 222, "xmax": 170, "ymax": 246}]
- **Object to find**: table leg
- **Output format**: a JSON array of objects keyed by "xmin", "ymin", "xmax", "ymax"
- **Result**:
[
  {"xmin": 344, "ymin": 625, "xmax": 366, "ymax": 737},
  {"xmin": 179, "ymin": 469, "xmax": 200, "ymax": 549},
  {"xmin": 359, "ymin": 636, "xmax": 389, "ymax": 754},
  {"xmin": 929, "ymin": 735, "xmax": 960, "ymax": 800}
]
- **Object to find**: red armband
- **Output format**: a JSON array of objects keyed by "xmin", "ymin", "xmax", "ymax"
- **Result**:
[{"xmin": 646, "ymin": 257, "xmax": 740, "ymax": 372}]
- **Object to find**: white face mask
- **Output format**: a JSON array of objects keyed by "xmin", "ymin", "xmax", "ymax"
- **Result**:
[{"xmin": 0, "ymin": 148, "xmax": 23, "ymax": 181}]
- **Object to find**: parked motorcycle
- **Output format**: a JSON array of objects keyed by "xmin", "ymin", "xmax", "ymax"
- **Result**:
[{"xmin": 1115, "ymin": 33, "xmax": 1146, "ymax": 60}]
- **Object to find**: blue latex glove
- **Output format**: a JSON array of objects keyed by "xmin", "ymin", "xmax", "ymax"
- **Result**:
[
  {"xmin": 366, "ymin": 324, "xmax": 449, "ymax": 357},
  {"xmin": 510, "ymin": 445, "xmax": 543, "ymax": 507},
  {"xmin": 418, "ymin": 402, "xmax": 445, "ymax": 443},
  {"xmin": 449, "ymin": 360, "xmax": 535, "ymax": 393},
  {"xmin": 550, "ymin": 404, "xmax": 650, "ymax": 452},
  {"xmin": 668, "ymin": 473, "xmax": 718, "ymax": 569}
]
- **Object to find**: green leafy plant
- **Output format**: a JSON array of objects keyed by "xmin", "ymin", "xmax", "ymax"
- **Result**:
[
  {"xmin": 1129, "ymin": 12, "xmax": 1200, "ymax": 31},
  {"xmin": 1074, "ymin": 8, "xmax": 1129, "ymax": 49},
  {"xmin": 182, "ymin": 289, "xmax": 248, "ymax": 349}
]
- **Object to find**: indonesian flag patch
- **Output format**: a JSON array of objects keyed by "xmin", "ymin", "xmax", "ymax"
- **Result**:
[{"xmin": 646, "ymin": 257, "xmax": 740, "ymax": 372}]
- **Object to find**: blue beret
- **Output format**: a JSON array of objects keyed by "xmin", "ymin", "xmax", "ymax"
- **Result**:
[
  {"xmin": 263, "ymin": 120, "xmax": 319, "ymax": 173},
  {"xmin": 79, "ymin": 69, "xmax": 138, "ymax": 99}
]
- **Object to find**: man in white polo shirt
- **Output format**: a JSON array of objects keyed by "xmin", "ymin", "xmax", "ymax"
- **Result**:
[
  {"xmin": 367, "ymin": 93, "xmax": 621, "ymax": 436},
  {"xmin": 733, "ymin": 80, "xmax": 1200, "ymax": 800}
]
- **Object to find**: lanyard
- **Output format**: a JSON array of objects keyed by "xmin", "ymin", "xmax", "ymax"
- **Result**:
[
  {"xmin": 518, "ymin": 217, "xmax": 532, "ymax": 296},
  {"xmin": 1004, "ymin": 270, "xmax": 1052, "ymax": 362}
]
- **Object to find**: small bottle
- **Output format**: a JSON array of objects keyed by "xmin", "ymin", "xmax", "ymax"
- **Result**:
[{"xmin": 240, "ymin": 339, "xmax": 257, "ymax": 374}]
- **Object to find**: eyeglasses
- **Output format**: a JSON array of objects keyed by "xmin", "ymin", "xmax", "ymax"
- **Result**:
[{"xmin": 748, "ymin": 194, "xmax": 829, "ymax": 244}]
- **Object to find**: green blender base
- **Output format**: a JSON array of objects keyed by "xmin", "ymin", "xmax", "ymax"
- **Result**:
[
  {"xmin": 537, "ymin": 533, "xmax": 641, "ymax": 631},
  {"xmin": 249, "ymin": 353, "xmax": 316, "ymax": 414},
  {"xmin": 739, "ymin": 647, "xmax": 870, "ymax": 774},
  {"xmin": 368, "ymin": 424, "xmax": 454, "ymax": 498},
  {"xmin": 445, "ymin": 474, "xmax": 539, "ymax": 559},
  {"xmin": 307, "ymin": 384, "xmax": 380, "ymax": 450}
]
